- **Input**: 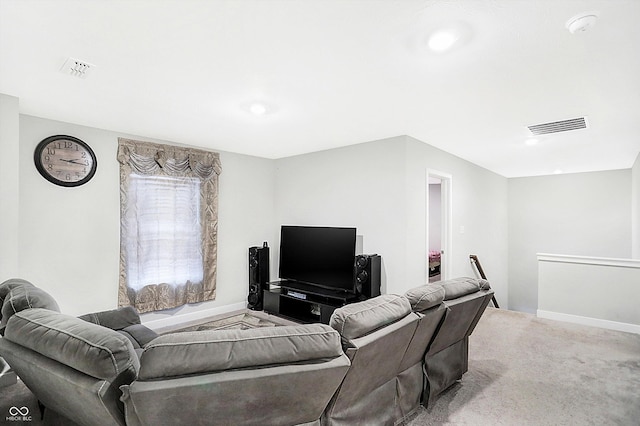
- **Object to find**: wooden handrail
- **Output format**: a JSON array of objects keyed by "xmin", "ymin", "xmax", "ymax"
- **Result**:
[{"xmin": 470, "ymin": 254, "xmax": 500, "ymax": 308}]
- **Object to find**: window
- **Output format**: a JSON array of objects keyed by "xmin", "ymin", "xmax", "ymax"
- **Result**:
[
  {"xmin": 124, "ymin": 174, "xmax": 203, "ymax": 290},
  {"xmin": 117, "ymin": 138, "xmax": 221, "ymax": 313}
]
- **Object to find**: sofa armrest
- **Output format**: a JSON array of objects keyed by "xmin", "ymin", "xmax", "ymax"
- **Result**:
[
  {"xmin": 120, "ymin": 324, "xmax": 159, "ymax": 348},
  {"xmin": 78, "ymin": 306, "xmax": 141, "ymax": 329},
  {"xmin": 79, "ymin": 306, "xmax": 158, "ymax": 348}
]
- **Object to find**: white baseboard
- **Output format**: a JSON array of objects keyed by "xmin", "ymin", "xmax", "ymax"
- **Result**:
[
  {"xmin": 141, "ymin": 302, "xmax": 247, "ymax": 332},
  {"xmin": 537, "ymin": 310, "xmax": 640, "ymax": 335}
]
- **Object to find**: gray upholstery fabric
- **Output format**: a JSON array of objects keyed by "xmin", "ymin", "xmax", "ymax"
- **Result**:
[
  {"xmin": 329, "ymin": 294, "xmax": 411, "ymax": 340},
  {"xmin": 425, "ymin": 339, "xmax": 468, "ymax": 404},
  {"xmin": 396, "ymin": 362, "xmax": 425, "ymax": 421},
  {"xmin": 78, "ymin": 306, "xmax": 141, "ymax": 328},
  {"xmin": 4, "ymin": 308, "xmax": 139, "ymax": 379},
  {"xmin": 0, "ymin": 281, "xmax": 59, "ymax": 331},
  {"xmin": 0, "ymin": 336, "xmax": 134, "ymax": 426},
  {"xmin": 123, "ymin": 355, "xmax": 350, "ymax": 426},
  {"xmin": 0, "ymin": 307, "xmax": 140, "ymax": 426},
  {"xmin": 123, "ymin": 325, "xmax": 351, "ymax": 426},
  {"xmin": 323, "ymin": 297, "xmax": 419, "ymax": 426},
  {"xmin": 440, "ymin": 277, "xmax": 491, "ymax": 300},
  {"xmin": 120, "ymin": 324, "xmax": 158, "ymax": 348},
  {"xmin": 139, "ymin": 323, "xmax": 342, "ymax": 379},
  {"xmin": 398, "ymin": 304, "xmax": 448, "ymax": 373},
  {"xmin": 404, "ymin": 283, "xmax": 445, "ymax": 311},
  {"xmin": 423, "ymin": 285, "xmax": 494, "ymax": 406},
  {"xmin": 396, "ymin": 303, "xmax": 447, "ymax": 422},
  {"xmin": 0, "ymin": 278, "xmax": 35, "ymax": 302},
  {"xmin": 79, "ymin": 306, "xmax": 158, "ymax": 348}
]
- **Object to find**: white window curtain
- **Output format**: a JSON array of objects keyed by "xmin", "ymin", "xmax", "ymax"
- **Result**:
[
  {"xmin": 125, "ymin": 174, "xmax": 203, "ymax": 290},
  {"xmin": 117, "ymin": 138, "xmax": 222, "ymax": 313}
]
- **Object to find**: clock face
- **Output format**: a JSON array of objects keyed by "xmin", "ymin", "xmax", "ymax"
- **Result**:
[{"xmin": 34, "ymin": 135, "xmax": 97, "ymax": 187}]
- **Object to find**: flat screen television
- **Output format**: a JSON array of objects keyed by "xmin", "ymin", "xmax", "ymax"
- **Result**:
[{"xmin": 279, "ymin": 225, "xmax": 357, "ymax": 293}]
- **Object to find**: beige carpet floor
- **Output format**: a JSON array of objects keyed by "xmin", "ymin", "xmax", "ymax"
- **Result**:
[
  {"xmin": 2, "ymin": 308, "xmax": 639, "ymax": 425},
  {"xmin": 407, "ymin": 307, "xmax": 640, "ymax": 425}
]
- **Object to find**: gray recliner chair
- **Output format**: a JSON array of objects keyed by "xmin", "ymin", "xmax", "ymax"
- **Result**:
[
  {"xmin": 396, "ymin": 283, "xmax": 448, "ymax": 420},
  {"xmin": 0, "ymin": 278, "xmax": 61, "ymax": 392},
  {"xmin": 322, "ymin": 294, "xmax": 421, "ymax": 426},
  {"xmin": 0, "ymin": 279, "xmax": 157, "ymax": 425},
  {"xmin": 419, "ymin": 277, "xmax": 494, "ymax": 406},
  {"xmin": 0, "ymin": 308, "xmax": 140, "ymax": 426}
]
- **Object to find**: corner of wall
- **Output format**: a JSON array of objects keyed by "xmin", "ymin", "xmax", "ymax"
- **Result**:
[
  {"xmin": 0, "ymin": 93, "xmax": 20, "ymax": 280},
  {"xmin": 632, "ymin": 152, "xmax": 640, "ymax": 259}
]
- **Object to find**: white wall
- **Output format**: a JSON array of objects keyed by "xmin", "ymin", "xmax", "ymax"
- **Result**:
[
  {"xmin": 538, "ymin": 254, "xmax": 640, "ymax": 334},
  {"xmin": 405, "ymin": 137, "xmax": 509, "ymax": 306},
  {"xmin": 0, "ymin": 94, "xmax": 20, "ymax": 280},
  {"xmin": 633, "ymin": 153, "xmax": 640, "ymax": 259},
  {"xmin": 274, "ymin": 135, "xmax": 509, "ymax": 304},
  {"xmin": 7, "ymin": 95, "xmax": 633, "ymax": 322},
  {"xmin": 15, "ymin": 114, "xmax": 275, "ymax": 319},
  {"xmin": 274, "ymin": 136, "xmax": 408, "ymax": 294},
  {"xmin": 6, "ymin": 106, "xmax": 509, "ymax": 324},
  {"xmin": 508, "ymin": 170, "xmax": 632, "ymax": 313}
]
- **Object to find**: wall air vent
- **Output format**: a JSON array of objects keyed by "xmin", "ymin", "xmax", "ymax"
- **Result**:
[
  {"xmin": 60, "ymin": 57, "xmax": 95, "ymax": 79},
  {"xmin": 527, "ymin": 117, "xmax": 588, "ymax": 136}
]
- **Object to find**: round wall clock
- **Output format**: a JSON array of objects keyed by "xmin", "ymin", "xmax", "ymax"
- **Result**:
[{"xmin": 34, "ymin": 135, "xmax": 97, "ymax": 187}]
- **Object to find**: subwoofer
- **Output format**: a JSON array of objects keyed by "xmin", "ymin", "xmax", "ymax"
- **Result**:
[
  {"xmin": 355, "ymin": 254, "xmax": 381, "ymax": 299},
  {"xmin": 248, "ymin": 242, "xmax": 269, "ymax": 310}
]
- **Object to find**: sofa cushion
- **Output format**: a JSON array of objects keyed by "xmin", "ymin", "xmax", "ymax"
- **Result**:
[
  {"xmin": 138, "ymin": 323, "xmax": 343, "ymax": 380},
  {"xmin": 329, "ymin": 294, "xmax": 412, "ymax": 340},
  {"xmin": 0, "ymin": 284, "xmax": 60, "ymax": 332},
  {"xmin": 440, "ymin": 277, "xmax": 491, "ymax": 300},
  {"xmin": 404, "ymin": 284, "xmax": 445, "ymax": 311},
  {"xmin": 4, "ymin": 308, "xmax": 139, "ymax": 380}
]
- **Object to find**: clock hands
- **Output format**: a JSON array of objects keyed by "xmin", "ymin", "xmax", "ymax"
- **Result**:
[{"xmin": 59, "ymin": 158, "xmax": 87, "ymax": 165}]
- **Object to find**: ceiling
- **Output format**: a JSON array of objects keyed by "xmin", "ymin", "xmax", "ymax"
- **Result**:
[{"xmin": 1, "ymin": 0, "xmax": 639, "ymax": 178}]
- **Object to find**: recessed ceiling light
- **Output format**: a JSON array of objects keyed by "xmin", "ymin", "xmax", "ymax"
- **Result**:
[
  {"xmin": 428, "ymin": 30, "xmax": 458, "ymax": 52},
  {"xmin": 553, "ymin": 169, "xmax": 564, "ymax": 175},
  {"xmin": 525, "ymin": 138, "xmax": 539, "ymax": 146},
  {"xmin": 249, "ymin": 102, "xmax": 267, "ymax": 116}
]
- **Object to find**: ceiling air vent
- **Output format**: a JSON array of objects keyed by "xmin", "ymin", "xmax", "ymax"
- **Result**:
[
  {"xmin": 60, "ymin": 57, "xmax": 95, "ymax": 79},
  {"xmin": 527, "ymin": 117, "xmax": 588, "ymax": 136}
]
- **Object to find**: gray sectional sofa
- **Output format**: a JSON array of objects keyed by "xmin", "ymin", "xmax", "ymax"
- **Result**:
[{"xmin": 0, "ymin": 277, "xmax": 494, "ymax": 426}]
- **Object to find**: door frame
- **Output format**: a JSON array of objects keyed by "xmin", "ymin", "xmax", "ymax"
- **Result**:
[{"xmin": 426, "ymin": 169, "xmax": 452, "ymax": 281}]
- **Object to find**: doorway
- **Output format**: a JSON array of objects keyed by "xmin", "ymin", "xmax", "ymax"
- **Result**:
[{"xmin": 427, "ymin": 170, "xmax": 452, "ymax": 283}]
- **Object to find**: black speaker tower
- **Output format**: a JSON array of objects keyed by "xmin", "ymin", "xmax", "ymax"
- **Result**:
[
  {"xmin": 355, "ymin": 254, "xmax": 381, "ymax": 299},
  {"xmin": 248, "ymin": 242, "xmax": 269, "ymax": 310}
]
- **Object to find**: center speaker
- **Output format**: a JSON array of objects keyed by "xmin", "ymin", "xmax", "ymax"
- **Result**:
[
  {"xmin": 248, "ymin": 242, "xmax": 269, "ymax": 310},
  {"xmin": 355, "ymin": 254, "xmax": 381, "ymax": 299}
]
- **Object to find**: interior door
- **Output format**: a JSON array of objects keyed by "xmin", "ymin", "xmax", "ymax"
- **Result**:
[{"xmin": 427, "ymin": 171, "xmax": 452, "ymax": 282}]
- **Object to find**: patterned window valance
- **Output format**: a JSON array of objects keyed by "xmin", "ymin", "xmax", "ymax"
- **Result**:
[{"xmin": 117, "ymin": 138, "xmax": 222, "ymax": 313}]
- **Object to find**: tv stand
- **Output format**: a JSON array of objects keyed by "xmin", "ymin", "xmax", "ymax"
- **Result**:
[{"xmin": 263, "ymin": 281, "xmax": 361, "ymax": 324}]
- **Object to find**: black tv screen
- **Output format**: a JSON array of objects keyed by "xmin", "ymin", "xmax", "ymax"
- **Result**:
[{"xmin": 279, "ymin": 225, "xmax": 356, "ymax": 293}]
